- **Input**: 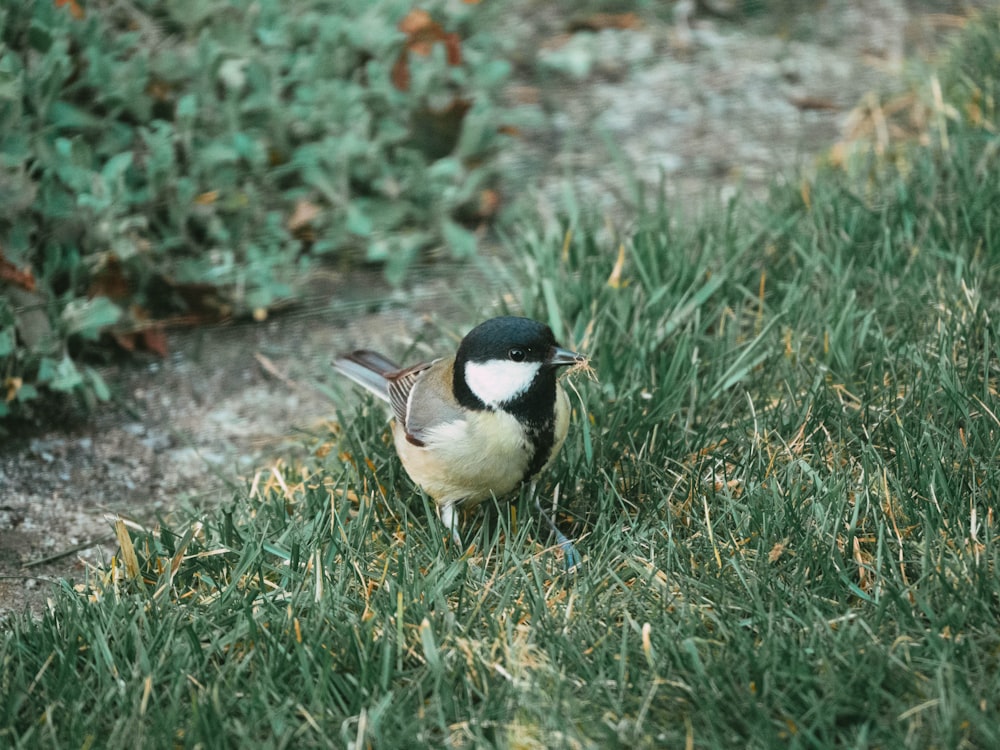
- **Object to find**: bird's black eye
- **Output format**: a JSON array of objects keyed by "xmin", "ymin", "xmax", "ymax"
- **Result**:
[{"xmin": 508, "ymin": 347, "xmax": 526, "ymax": 362}]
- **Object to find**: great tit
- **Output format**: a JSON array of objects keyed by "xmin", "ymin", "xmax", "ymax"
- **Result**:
[{"xmin": 333, "ymin": 316, "xmax": 587, "ymax": 556}]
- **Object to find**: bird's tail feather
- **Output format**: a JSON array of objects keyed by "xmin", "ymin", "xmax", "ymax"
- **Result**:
[{"xmin": 332, "ymin": 350, "xmax": 400, "ymax": 402}]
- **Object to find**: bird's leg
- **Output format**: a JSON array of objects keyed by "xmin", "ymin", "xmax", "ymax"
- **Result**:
[
  {"xmin": 438, "ymin": 502, "xmax": 462, "ymax": 547},
  {"xmin": 532, "ymin": 482, "xmax": 581, "ymax": 571}
]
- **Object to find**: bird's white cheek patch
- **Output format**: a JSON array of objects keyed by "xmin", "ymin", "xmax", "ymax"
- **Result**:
[{"xmin": 465, "ymin": 360, "xmax": 541, "ymax": 407}]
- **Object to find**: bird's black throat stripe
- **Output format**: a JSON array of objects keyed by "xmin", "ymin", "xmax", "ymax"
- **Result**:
[
  {"xmin": 522, "ymin": 417, "xmax": 557, "ymax": 482},
  {"xmin": 493, "ymin": 377, "xmax": 558, "ymax": 483},
  {"xmin": 454, "ymin": 365, "xmax": 560, "ymax": 483}
]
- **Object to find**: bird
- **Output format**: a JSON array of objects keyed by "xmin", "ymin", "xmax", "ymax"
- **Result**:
[{"xmin": 332, "ymin": 315, "xmax": 587, "ymax": 563}]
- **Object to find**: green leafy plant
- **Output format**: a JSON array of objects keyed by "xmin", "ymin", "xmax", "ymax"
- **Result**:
[{"xmin": 0, "ymin": 0, "xmax": 518, "ymax": 420}]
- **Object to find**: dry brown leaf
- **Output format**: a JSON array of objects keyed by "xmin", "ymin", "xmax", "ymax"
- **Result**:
[
  {"xmin": 288, "ymin": 200, "xmax": 321, "ymax": 232},
  {"xmin": 392, "ymin": 9, "xmax": 463, "ymax": 91},
  {"xmin": 0, "ymin": 251, "xmax": 36, "ymax": 292},
  {"xmin": 568, "ymin": 13, "xmax": 643, "ymax": 32},
  {"xmin": 477, "ymin": 188, "xmax": 501, "ymax": 219},
  {"xmin": 54, "ymin": 0, "xmax": 85, "ymax": 20}
]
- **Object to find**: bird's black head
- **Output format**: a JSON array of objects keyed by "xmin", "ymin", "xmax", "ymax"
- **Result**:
[
  {"xmin": 457, "ymin": 316, "xmax": 556, "ymax": 366},
  {"xmin": 453, "ymin": 316, "xmax": 582, "ymax": 418}
]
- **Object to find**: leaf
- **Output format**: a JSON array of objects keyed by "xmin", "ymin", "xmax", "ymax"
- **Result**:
[
  {"xmin": 401, "ymin": 11, "xmax": 462, "ymax": 64},
  {"xmin": 370, "ymin": 234, "xmax": 427, "ymax": 286},
  {"xmin": 441, "ymin": 219, "xmax": 477, "ymax": 258},
  {"xmin": 35, "ymin": 357, "xmax": 56, "ymax": 385},
  {"xmin": 9, "ymin": 286, "xmax": 53, "ymax": 349},
  {"xmin": 287, "ymin": 200, "xmax": 320, "ymax": 232},
  {"xmin": 54, "ymin": 0, "xmax": 86, "ymax": 20},
  {"xmin": 141, "ymin": 326, "xmax": 169, "ymax": 357},
  {"xmin": 47, "ymin": 356, "xmax": 84, "ymax": 392},
  {"xmin": 48, "ymin": 101, "xmax": 101, "ymax": 131},
  {"xmin": 568, "ymin": 13, "xmax": 642, "ymax": 32},
  {"xmin": 477, "ymin": 188, "xmax": 501, "ymax": 219},
  {"xmin": 88, "ymin": 257, "xmax": 131, "ymax": 300},
  {"xmin": 217, "ymin": 58, "xmax": 248, "ymax": 92},
  {"xmin": 0, "ymin": 328, "xmax": 13, "ymax": 357},
  {"xmin": 85, "ymin": 367, "xmax": 111, "ymax": 401},
  {"xmin": 346, "ymin": 204, "xmax": 373, "ymax": 236},
  {"xmin": 0, "ymin": 253, "xmax": 35, "ymax": 291},
  {"xmin": 15, "ymin": 382, "xmax": 38, "ymax": 403},
  {"xmin": 61, "ymin": 296, "xmax": 122, "ymax": 339},
  {"xmin": 111, "ymin": 331, "xmax": 136, "ymax": 352},
  {"xmin": 4, "ymin": 377, "xmax": 21, "ymax": 402},
  {"xmin": 0, "ymin": 56, "xmax": 23, "ymax": 103},
  {"xmin": 410, "ymin": 99, "xmax": 471, "ymax": 159},
  {"xmin": 176, "ymin": 94, "xmax": 198, "ymax": 120},
  {"xmin": 474, "ymin": 59, "xmax": 512, "ymax": 89},
  {"xmin": 392, "ymin": 9, "xmax": 463, "ymax": 91},
  {"xmin": 101, "ymin": 152, "xmax": 133, "ymax": 184}
]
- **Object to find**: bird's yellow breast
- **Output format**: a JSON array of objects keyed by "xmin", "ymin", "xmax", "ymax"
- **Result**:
[{"xmin": 392, "ymin": 386, "xmax": 570, "ymax": 508}]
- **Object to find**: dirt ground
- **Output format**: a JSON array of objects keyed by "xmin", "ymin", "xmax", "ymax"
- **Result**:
[{"xmin": 0, "ymin": 1, "xmax": 980, "ymax": 619}]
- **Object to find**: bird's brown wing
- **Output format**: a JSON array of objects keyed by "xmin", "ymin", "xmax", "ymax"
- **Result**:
[
  {"xmin": 386, "ymin": 361, "xmax": 430, "ymax": 427},
  {"xmin": 389, "ymin": 358, "xmax": 464, "ymax": 447}
]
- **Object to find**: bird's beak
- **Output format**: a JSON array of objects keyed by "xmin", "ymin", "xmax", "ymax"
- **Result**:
[{"xmin": 548, "ymin": 346, "xmax": 588, "ymax": 368}]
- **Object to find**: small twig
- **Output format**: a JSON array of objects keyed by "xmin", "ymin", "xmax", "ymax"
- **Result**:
[
  {"xmin": 254, "ymin": 351, "xmax": 299, "ymax": 389},
  {"xmin": 22, "ymin": 535, "xmax": 115, "ymax": 568},
  {"xmin": 0, "ymin": 574, "xmax": 60, "ymax": 584}
]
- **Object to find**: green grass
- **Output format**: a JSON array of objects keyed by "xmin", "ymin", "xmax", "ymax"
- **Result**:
[{"xmin": 4, "ymin": 13, "xmax": 1000, "ymax": 750}]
